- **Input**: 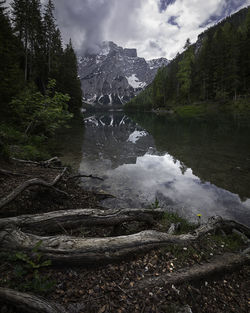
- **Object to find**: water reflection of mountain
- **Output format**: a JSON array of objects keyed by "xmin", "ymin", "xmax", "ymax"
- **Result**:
[
  {"xmin": 82, "ymin": 112, "xmax": 155, "ymax": 170},
  {"xmin": 128, "ymin": 112, "xmax": 250, "ymax": 200}
]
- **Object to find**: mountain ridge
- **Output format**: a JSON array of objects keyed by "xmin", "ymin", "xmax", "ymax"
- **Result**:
[{"xmin": 78, "ymin": 41, "xmax": 169, "ymax": 108}]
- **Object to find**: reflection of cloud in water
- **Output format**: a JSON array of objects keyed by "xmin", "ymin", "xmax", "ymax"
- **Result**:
[
  {"xmin": 79, "ymin": 113, "xmax": 250, "ymax": 226},
  {"xmin": 100, "ymin": 153, "xmax": 250, "ymax": 225}
]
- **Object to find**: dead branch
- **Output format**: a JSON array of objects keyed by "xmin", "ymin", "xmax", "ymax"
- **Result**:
[
  {"xmin": 134, "ymin": 252, "xmax": 250, "ymax": 290},
  {"xmin": 0, "ymin": 208, "xmax": 164, "ymax": 234},
  {"xmin": 0, "ymin": 168, "xmax": 31, "ymax": 178},
  {"xmin": 0, "ymin": 167, "xmax": 68, "ymax": 209},
  {"xmin": 67, "ymin": 174, "xmax": 104, "ymax": 182},
  {"xmin": 11, "ymin": 157, "xmax": 40, "ymax": 165},
  {"xmin": 12, "ymin": 156, "xmax": 62, "ymax": 168},
  {"xmin": 0, "ymin": 287, "xmax": 66, "ymax": 313},
  {"xmin": 0, "ymin": 216, "xmax": 249, "ymax": 266}
]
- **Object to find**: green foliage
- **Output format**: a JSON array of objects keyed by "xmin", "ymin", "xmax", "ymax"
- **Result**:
[
  {"xmin": 177, "ymin": 42, "xmax": 194, "ymax": 101},
  {"xmin": 150, "ymin": 197, "xmax": 160, "ymax": 209},
  {"xmin": 125, "ymin": 84, "xmax": 153, "ymax": 111},
  {"xmin": 1, "ymin": 242, "xmax": 55, "ymax": 295},
  {"xmin": 127, "ymin": 7, "xmax": 250, "ymax": 115},
  {"xmin": 11, "ymin": 79, "xmax": 72, "ymax": 137},
  {"xmin": 161, "ymin": 211, "xmax": 196, "ymax": 234},
  {"xmin": 57, "ymin": 39, "xmax": 82, "ymax": 113},
  {"xmin": 174, "ymin": 105, "xmax": 206, "ymax": 118},
  {"xmin": 210, "ymin": 233, "xmax": 244, "ymax": 251},
  {"xmin": 15, "ymin": 144, "xmax": 50, "ymax": 160},
  {"xmin": 0, "ymin": 0, "xmax": 82, "ymax": 161}
]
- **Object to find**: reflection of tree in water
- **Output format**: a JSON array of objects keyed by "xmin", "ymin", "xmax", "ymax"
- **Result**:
[
  {"xmin": 128, "ymin": 112, "xmax": 250, "ymax": 199},
  {"xmin": 180, "ymin": 161, "xmax": 187, "ymax": 175}
]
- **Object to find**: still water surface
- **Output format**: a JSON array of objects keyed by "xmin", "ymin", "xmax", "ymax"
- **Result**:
[{"xmin": 60, "ymin": 112, "xmax": 250, "ymax": 226}]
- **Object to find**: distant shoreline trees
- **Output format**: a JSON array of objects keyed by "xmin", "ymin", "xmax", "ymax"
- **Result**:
[{"xmin": 126, "ymin": 6, "xmax": 250, "ymax": 111}]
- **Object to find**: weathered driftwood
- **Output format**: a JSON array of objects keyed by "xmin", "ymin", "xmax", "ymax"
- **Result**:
[
  {"xmin": 0, "ymin": 168, "xmax": 68, "ymax": 209},
  {"xmin": 0, "ymin": 217, "xmax": 249, "ymax": 265},
  {"xmin": 0, "ymin": 168, "xmax": 31, "ymax": 178},
  {"xmin": 12, "ymin": 156, "xmax": 62, "ymax": 168},
  {"xmin": 0, "ymin": 208, "xmax": 165, "ymax": 234},
  {"xmin": 67, "ymin": 174, "xmax": 104, "ymax": 182},
  {"xmin": 0, "ymin": 287, "xmax": 65, "ymax": 313},
  {"xmin": 134, "ymin": 252, "xmax": 250, "ymax": 290}
]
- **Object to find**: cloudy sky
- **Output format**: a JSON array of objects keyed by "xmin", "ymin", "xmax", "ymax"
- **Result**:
[{"xmin": 7, "ymin": 0, "xmax": 250, "ymax": 60}]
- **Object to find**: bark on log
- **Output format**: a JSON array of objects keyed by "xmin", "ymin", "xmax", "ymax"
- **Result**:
[
  {"xmin": 0, "ymin": 208, "xmax": 165, "ymax": 234},
  {"xmin": 67, "ymin": 174, "xmax": 104, "ymax": 182},
  {"xmin": 12, "ymin": 157, "xmax": 62, "ymax": 168},
  {"xmin": 0, "ymin": 168, "xmax": 68, "ymax": 209},
  {"xmin": 0, "ymin": 287, "xmax": 66, "ymax": 313},
  {"xmin": 0, "ymin": 216, "xmax": 249, "ymax": 265},
  {"xmin": 0, "ymin": 168, "xmax": 31, "ymax": 178},
  {"xmin": 134, "ymin": 252, "xmax": 250, "ymax": 290}
]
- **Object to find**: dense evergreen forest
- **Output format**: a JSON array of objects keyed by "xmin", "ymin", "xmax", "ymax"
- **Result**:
[
  {"xmin": 0, "ymin": 0, "xmax": 82, "ymax": 160},
  {"xmin": 125, "ymin": 7, "xmax": 250, "ymax": 115}
]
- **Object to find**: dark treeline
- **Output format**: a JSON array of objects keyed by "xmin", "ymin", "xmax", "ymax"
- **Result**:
[
  {"xmin": 126, "ymin": 7, "xmax": 250, "ymax": 112},
  {"xmin": 0, "ymin": 0, "xmax": 82, "ymax": 159}
]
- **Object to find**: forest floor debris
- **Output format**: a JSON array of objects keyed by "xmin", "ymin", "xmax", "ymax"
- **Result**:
[{"xmin": 0, "ymin": 160, "xmax": 249, "ymax": 313}]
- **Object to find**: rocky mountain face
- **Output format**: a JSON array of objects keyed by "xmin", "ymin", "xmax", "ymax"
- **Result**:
[{"xmin": 78, "ymin": 41, "xmax": 169, "ymax": 108}]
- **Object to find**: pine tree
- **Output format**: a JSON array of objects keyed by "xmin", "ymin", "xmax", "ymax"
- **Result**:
[
  {"xmin": 11, "ymin": 0, "xmax": 30, "ymax": 81},
  {"xmin": 59, "ymin": 40, "xmax": 82, "ymax": 113},
  {"xmin": 0, "ymin": 0, "xmax": 24, "ymax": 118},
  {"xmin": 177, "ymin": 39, "xmax": 194, "ymax": 102},
  {"xmin": 43, "ymin": 0, "xmax": 56, "ymax": 74},
  {"xmin": 11, "ymin": 0, "xmax": 43, "ymax": 82}
]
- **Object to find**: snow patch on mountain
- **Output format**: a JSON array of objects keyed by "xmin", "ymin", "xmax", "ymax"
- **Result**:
[
  {"xmin": 126, "ymin": 74, "xmax": 147, "ymax": 89},
  {"xmin": 78, "ymin": 41, "xmax": 169, "ymax": 108}
]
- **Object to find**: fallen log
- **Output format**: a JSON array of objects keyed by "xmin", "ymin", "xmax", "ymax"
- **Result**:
[
  {"xmin": 12, "ymin": 156, "xmax": 62, "ymax": 168},
  {"xmin": 134, "ymin": 252, "xmax": 250, "ymax": 290},
  {"xmin": 0, "ymin": 168, "xmax": 68, "ymax": 209},
  {"xmin": 0, "ymin": 287, "xmax": 65, "ymax": 313},
  {"xmin": 0, "ymin": 208, "xmax": 165, "ymax": 234},
  {"xmin": 0, "ymin": 168, "xmax": 31, "ymax": 178},
  {"xmin": 0, "ymin": 217, "xmax": 249, "ymax": 265},
  {"xmin": 67, "ymin": 174, "xmax": 104, "ymax": 182}
]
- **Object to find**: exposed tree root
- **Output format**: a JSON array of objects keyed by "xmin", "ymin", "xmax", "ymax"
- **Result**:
[
  {"xmin": 134, "ymin": 252, "xmax": 250, "ymax": 290},
  {"xmin": 0, "ymin": 168, "xmax": 31, "ymax": 178},
  {"xmin": 67, "ymin": 174, "xmax": 104, "ymax": 182},
  {"xmin": 0, "ymin": 208, "xmax": 165, "ymax": 234},
  {"xmin": 0, "ymin": 167, "xmax": 68, "ymax": 209},
  {"xmin": 11, "ymin": 157, "xmax": 62, "ymax": 168},
  {"xmin": 0, "ymin": 287, "xmax": 66, "ymax": 313},
  {"xmin": 0, "ymin": 217, "xmax": 249, "ymax": 266}
]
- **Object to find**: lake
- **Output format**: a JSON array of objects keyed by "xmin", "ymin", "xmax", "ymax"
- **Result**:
[{"xmin": 59, "ymin": 111, "xmax": 250, "ymax": 226}]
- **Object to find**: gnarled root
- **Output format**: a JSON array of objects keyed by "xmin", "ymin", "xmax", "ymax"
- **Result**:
[
  {"xmin": 0, "ymin": 287, "xmax": 66, "ymax": 313},
  {"xmin": 0, "ymin": 217, "xmax": 249, "ymax": 266}
]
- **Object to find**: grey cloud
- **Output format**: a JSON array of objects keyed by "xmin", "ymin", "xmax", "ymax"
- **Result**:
[
  {"xmin": 51, "ymin": 0, "xmax": 145, "ymax": 56},
  {"xmin": 149, "ymin": 41, "xmax": 166, "ymax": 56},
  {"xmin": 5, "ymin": 0, "xmax": 250, "ymax": 59},
  {"xmin": 53, "ymin": 0, "xmax": 115, "ymax": 54},
  {"xmin": 159, "ymin": 0, "xmax": 176, "ymax": 12},
  {"xmin": 168, "ymin": 16, "xmax": 180, "ymax": 28},
  {"xmin": 199, "ymin": 0, "xmax": 248, "ymax": 28}
]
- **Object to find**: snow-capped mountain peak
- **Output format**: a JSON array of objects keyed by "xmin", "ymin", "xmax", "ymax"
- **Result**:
[{"xmin": 78, "ymin": 41, "xmax": 169, "ymax": 108}]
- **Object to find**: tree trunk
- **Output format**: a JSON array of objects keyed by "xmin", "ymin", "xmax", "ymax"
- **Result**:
[{"xmin": 0, "ymin": 208, "xmax": 165, "ymax": 234}]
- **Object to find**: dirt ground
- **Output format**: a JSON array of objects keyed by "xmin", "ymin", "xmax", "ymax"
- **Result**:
[{"xmin": 0, "ymin": 160, "xmax": 249, "ymax": 313}]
